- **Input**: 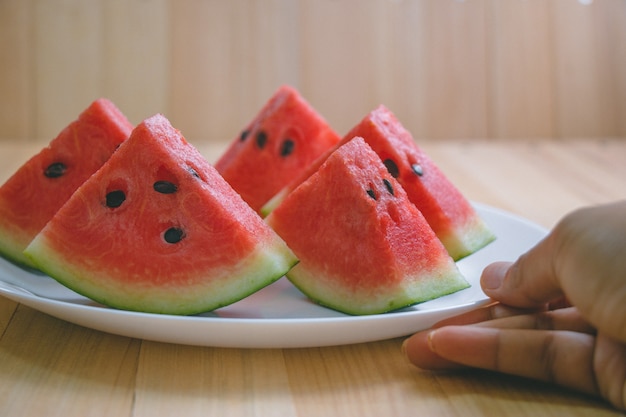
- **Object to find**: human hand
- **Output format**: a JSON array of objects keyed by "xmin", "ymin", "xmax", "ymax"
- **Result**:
[{"xmin": 402, "ymin": 201, "xmax": 626, "ymax": 410}]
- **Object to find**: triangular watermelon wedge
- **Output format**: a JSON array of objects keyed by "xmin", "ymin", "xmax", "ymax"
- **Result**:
[
  {"xmin": 215, "ymin": 85, "xmax": 340, "ymax": 213},
  {"xmin": 343, "ymin": 106, "xmax": 496, "ymax": 260},
  {"xmin": 0, "ymin": 98, "xmax": 132, "ymax": 268},
  {"xmin": 24, "ymin": 114, "xmax": 298, "ymax": 315},
  {"xmin": 264, "ymin": 105, "xmax": 495, "ymax": 260},
  {"xmin": 266, "ymin": 137, "xmax": 469, "ymax": 315}
]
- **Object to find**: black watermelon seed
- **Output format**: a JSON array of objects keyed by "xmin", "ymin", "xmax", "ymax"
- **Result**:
[
  {"xmin": 383, "ymin": 179, "xmax": 394, "ymax": 195},
  {"xmin": 44, "ymin": 162, "xmax": 67, "ymax": 178},
  {"xmin": 240, "ymin": 130, "xmax": 250, "ymax": 142},
  {"xmin": 153, "ymin": 181, "xmax": 178, "ymax": 194},
  {"xmin": 106, "ymin": 190, "xmax": 126, "ymax": 208},
  {"xmin": 280, "ymin": 139, "xmax": 295, "ymax": 157},
  {"xmin": 383, "ymin": 159, "xmax": 400, "ymax": 178},
  {"xmin": 411, "ymin": 163, "xmax": 424, "ymax": 176},
  {"xmin": 164, "ymin": 227, "xmax": 185, "ymax": 244},
  {"xmin": 256, "ymin": 131, "xmax": 268, "ymax": 149},
  {"xmin": 366, "ymin": 188, "xmax": 377, "ymax": 200}
]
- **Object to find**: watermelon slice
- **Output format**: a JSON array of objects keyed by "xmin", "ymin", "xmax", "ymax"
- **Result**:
[
  {"xmin": 264, "ymin": 105, "xmax": 495, "ymax": 260},
  {"xmin": 24, "ymin": 114, "xmax": 298, "ymax": 315},
  {"xmin": 342, "ymin": 106, "xmax": 495, "ymax": 260},
  {"xmin": 265, "ymin": 137, "xmax": 469, "ymax": 315},
  {"xmin": 214, "ymin": 85, "xmax": 340, "ymax": 213},
  {"xmin": 0, "ymin": 98, "xmax": 132, "ymax": 268}
]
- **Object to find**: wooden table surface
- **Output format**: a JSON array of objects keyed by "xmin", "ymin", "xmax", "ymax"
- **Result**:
[{"xmin": 0, "ymin": 138, "xmax": 625, "ymax": 416}]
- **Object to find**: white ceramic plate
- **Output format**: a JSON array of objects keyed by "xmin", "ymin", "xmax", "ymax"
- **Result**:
[{"xmin": 0, "ymin": 203, "xmax": 546, "ymax": 348}]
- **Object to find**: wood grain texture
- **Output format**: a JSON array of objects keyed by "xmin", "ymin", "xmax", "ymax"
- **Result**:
[
  {"xmin": 0, "ymin": 305, "xmax": 139, "ymax": 417},
  {"xmin": 0, "ymin": 0, "xmax": 33, "ymax": 139},
  {"xmin": 487, "ymin": 0, "xmax": 555, "ymax": 138},
  {"xmin": 135, "ymin": 343, "xmax": 297, "ymax": 417},
  {"xmin": 552, "ymin": 0, "xmax": 626, "ymax": 138},
  {"xmin": 1, "ymin": 0, "xmax": 625, "ymax": 142},
  {"xmin": 32, "ymin": 0, "xmax": 103, "ymax": 140}
]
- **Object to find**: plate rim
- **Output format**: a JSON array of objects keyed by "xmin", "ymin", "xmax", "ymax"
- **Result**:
[{"xmin": 0, "ymin": 202, "xmax": 547, "ymax": 348}]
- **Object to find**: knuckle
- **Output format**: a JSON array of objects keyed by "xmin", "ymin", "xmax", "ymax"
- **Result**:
[
  {"xmin": 534, "ymin": 311, "xmax": 556, "ymax": 331},
  {"xmin": 537, "ymin": 333, "xmax": 559, "ymax": 384}
]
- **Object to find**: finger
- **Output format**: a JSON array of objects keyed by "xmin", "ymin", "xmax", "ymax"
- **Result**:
[
  {"xmin": 403, "ymin": 307, "xmax": 512, "ymax": 372},
  {"xmin": 432, "ymin": 302, "xmax": 544, "ymax": 329},
  {"xmin": 594, "ymin": 333, "xmax": 626, "ymax": 410},
  {"xmin": 401, "ymin": 330, "xmax": 463, "ymax": 370},
  {"xmin": 432, "ymin": 296, "xmax": 573, "ymax": 329},
  {"xmin": 403, "ymin": 307, "xmax": 596, "ymax": 370},
  {"xmin": 481, "ymin": 245, "xmax": 564, "ymax": 308},
  {"xmin": 472, "ymin": 307, "xmax": 596, "ymax": 335},
  {"xmin": 425, "ymin": 326, "xmax": 599, "ymax": 395}
]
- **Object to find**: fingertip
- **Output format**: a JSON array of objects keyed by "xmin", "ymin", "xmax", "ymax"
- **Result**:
[
  {"xmin": 402, "ymin": 330, "xmax": 462, "ymax": 370},
  {"xmin": 482, "ymin": 241, "xmax": 564, "ymax": 308},
  {"xmin": 481, "ymin": 261, "xmax": 512, "ymax": 291}
]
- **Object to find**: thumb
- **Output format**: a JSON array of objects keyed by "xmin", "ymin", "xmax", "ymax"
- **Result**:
[{"xmin": 480, "ymin": 234, "xmax": 564, "ymax": 308}]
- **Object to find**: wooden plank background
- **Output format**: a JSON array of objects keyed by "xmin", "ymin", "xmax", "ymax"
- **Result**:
[{"xmin": 1, "ymin": 0, "xmax": 625, "ymax": 142}]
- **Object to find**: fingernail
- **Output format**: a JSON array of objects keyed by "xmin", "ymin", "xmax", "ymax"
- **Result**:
[
  {"xmin": 401, "ymin": 338, "xmax": 408, "ymax": 356},
  {"xmin": 426, "ymin": 329, "xmax": 437, "ymax": 352},
  {"xmin": 401, "ymin": 337, "xmax": 415, "ymax": 365}
]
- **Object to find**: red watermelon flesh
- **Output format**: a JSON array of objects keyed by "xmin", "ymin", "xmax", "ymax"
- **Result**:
[
  {"xmin": 215, "ymin": 85, "xmax": 340, "ymax": 213},
  {"xmin": 264, "ymin": 105, "xmax": 495, "ymax": 260},
  {"xmin": 0, "ymin": 98, "xmax": 132, "ymax": 268},
  {"xmin": 343, "ymin": 106, "xmax": 495, "ymax": 260},
  {"xmin": 24, "ymin": 114, "xmax": 298, "ymax": 315},
  {"xmin": 265, "ymin": 137, "xmax": 469, "ymax": 315}
]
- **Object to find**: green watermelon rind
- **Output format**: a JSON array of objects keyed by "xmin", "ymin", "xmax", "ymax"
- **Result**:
[
  {"xmin": 260, "ymin": 187, "xmax": 287, "ymax": 217},
  {"xmin": 440, "ymin": 215, "xmax": 496, "ymax": 261},
  {"xmin": 24, "ymin": 235, "xmax": 298, "ymax": 316},
  {"xmin": 285, "ymin": 262, "xmax": 469, "ymax": 316},
  {"xmin": 0, "ymin": 226, "xmax": 37, "ymax": 269}
]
